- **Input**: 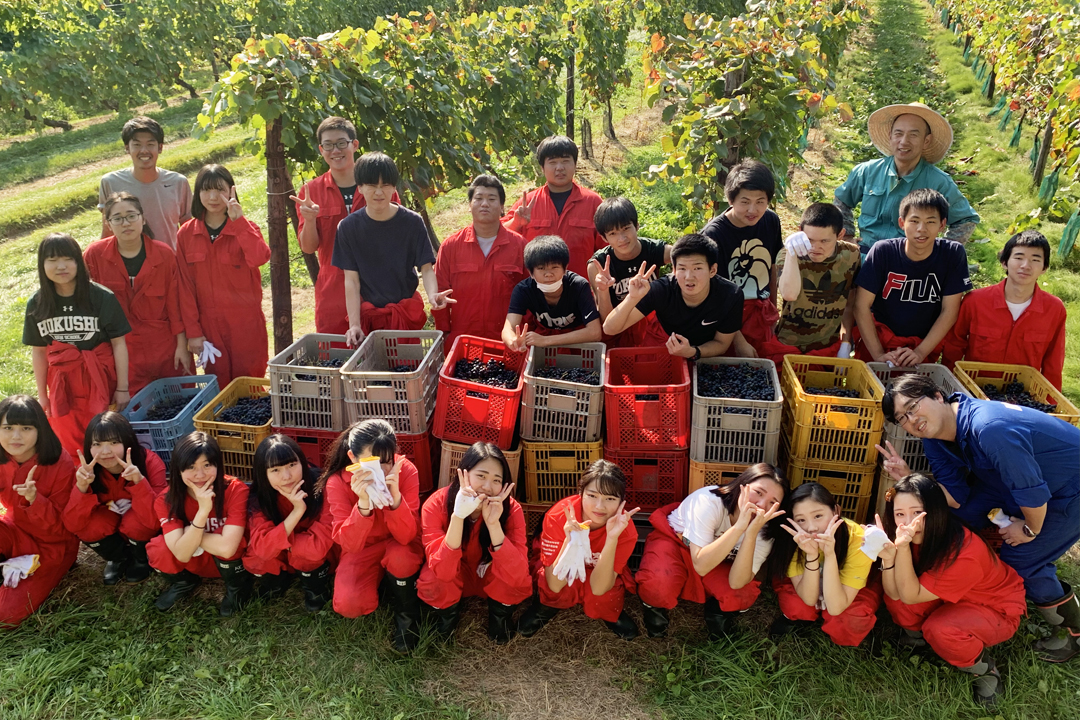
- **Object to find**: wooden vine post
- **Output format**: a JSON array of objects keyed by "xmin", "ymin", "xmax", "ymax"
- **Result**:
[
  {"xmin": 1033, "ymin": 108, "xmax": 1055, "ymax": 189},
  {"xmin": 266, "ymin": 117, "xmax": 293, "ymax": 355}
]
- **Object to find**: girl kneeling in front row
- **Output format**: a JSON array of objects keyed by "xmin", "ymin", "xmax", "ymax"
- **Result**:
[
  {"xmin": 635, "ymin": 463, "xmax": 786, "ymax": 639},
  {"xmin": 418, "ymin": 442, "xmax": 531, "ymax": 644}
]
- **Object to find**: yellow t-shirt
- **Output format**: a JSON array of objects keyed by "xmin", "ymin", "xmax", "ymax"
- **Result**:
[{"xmin": 787, "ymin": 518, "xmax": 872, "ymax": 590}]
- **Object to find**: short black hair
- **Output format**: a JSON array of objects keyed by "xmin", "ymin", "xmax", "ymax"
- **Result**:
[
  {"xmin": 899, "ymin": 188, "xmax": 949, "ymax": 222},
  {"xmin": 882, "ymin": 374, "xmax": 946, "ymax": 425},
  {"xmin": 671, "ymin": 233, "xmax": 719, "ymax": 268},
  {"xmin": 799, "ymin": 202, "xmax": 844, "ymax": 235},
  {"xmin": 999, "ymin": 229, "xmax": 1050, "ymax": 267},
  {"xmin": 316, "ymin": 116, "xmax": 357, "ymax": 143},
  {"xmin": 524, "ymin": 235, "xmax": 570, "ymax": 272},
  {"xmin": 467, "ymin": 174, "xmax": 506, "ymax": 205},
  {"xmin": 594, "ymin": 196, "xmax": 639, "ymax": 236},
  {"xmin": 724, "ymin": 159, "xmax": 775, "ymax": 203},
  {"xmin": 191, "ymin": 164, "xmax": 236, "ymax": 221},
  {"xmin": 536, "ymin": 135, "xmax": 578, "ymax": 166},
  {"xmin": 354, "ymin": 151, "xmax": 399, "ymax": 187},
  {"xmin": 122, "ymin": 116, "xmax": 164, "ymax": 146},
  {"xmin": 578, "ymin": 459, "xmax": 626, "ymax": 500}
]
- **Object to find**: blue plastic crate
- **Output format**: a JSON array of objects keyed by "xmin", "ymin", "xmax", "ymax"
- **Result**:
[{"xmin": 123, "ymin": 375, "xmax": 219, "ymax": 470}]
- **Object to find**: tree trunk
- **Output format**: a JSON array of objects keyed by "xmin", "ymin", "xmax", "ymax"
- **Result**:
[
  {"xmin": 986, "ymin": 64, "xmax": 995, "ymax": 101},
  {"xmin": 266, "ymin": 118, "xmax": 293, "ymax": 354},
  {"xmin": 565, "ymin": 52, "xmax": 575, "ymax": 141},
  {"xmin": 604, "ymin": 98, "xmax": 616, "ymax": 140},
  {"xmin": 210, "ymin": 53, "xmax": 220, "ymax": 82},
  {"xmin": 413, "ymin": 191, "xmax": 441, "ymax": 255},
  {"xmin": 1032, "ymin": 108, "xmax": 1055, "ymax": 189},
  {"xmin": 581, "ymin": 117, "xmax": 593, "ymax": 159},
  {"xmin": 722, "ymin": 62, "xmax": 747, "ymax": 174},
  {"xmin": 23, "ymin": 108, "xmax": 73, "ymax": 131},
  {"xmin": 175, "ymin": 75, "xmax": 198, "ymax": 99}
]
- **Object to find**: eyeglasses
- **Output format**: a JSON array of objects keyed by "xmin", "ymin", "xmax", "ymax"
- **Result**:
[
  {"xmin": 894, "ymin": 396, "xmax": 925, "ymax": 426},
  {"xmin": 320, "ymin": 140, "xmax": 353, "ymax": 151},
  {"xmin": 108, "ymin": 213, "xmax": 143, "ymax": 226}
]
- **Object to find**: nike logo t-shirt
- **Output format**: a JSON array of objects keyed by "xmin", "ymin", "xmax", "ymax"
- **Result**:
[{"xmin": 635, "ymin": 275, "xmax": 743, "ymax": 346}]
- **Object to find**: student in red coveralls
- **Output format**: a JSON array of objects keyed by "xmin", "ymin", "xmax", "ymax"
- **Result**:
[
  {"xmin": 635, "ymin": 464, "xmax": 786, "ymax": 639},
  {"xmin": 176, "ymin": 164, "xmax": 270, "ymax": 385},
  {"xmin": 766, "ymin": 482, "xmax": 881, "ymax": 646},
  {"xmin": 244, "ymin": 434, "xmax": 334, "ymax": 612},
  {"xmin": 432, "ymin": 174, "xmax": 527, "ymax": 345},
  {"xmin": 86, "ymin": 192, "xmax": 191, "ymax": 395},
  {"xmin": 517, "ymin": 460, "xmax": 641, "ymax": 640},
  {"xmin": 0, "ymin": 396, "xmax": 78, "ymax": 629},
  {"xmin": 878, "ymin": 474, "xmax": 1025, "ymax": 710},
  {"xmin": 148, "ymin": 432, "xmax": 251, "ymax": 617},
  {"xmin": 23, "ymin": 233, "xmax": 131, "ymax": 458},
  {"xmin": 944, "ymin": 230, "xmax": 1066, "ymax": 389},
  {"xmin": 318, "ymin": 420, "xmax": 424, "ymax": 652},
  {"xmin": 418, "ymin": 442, "xmax": 530, "ymax": 644},
  {"xmin": 502, "ymin": 135, "xmax": 606, "ymax": 277},
  {"xmin": 332, "ymin": 152, "xmax": 454, "ymax": 348},
  {"xmin": 63, "ymin": 412, "xmax": 166, "ymax": 586}
]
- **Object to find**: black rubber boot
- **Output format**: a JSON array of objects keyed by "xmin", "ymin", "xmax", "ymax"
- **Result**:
[
  {"xmin": 604, "ymin": 610, "xmax": 640, "ymax": 641},
  {"xmin": 428, "ymin": 601, "xmax": 463, "ymax": 641},
  {"xmin": 299, "ymin": 562, "xmax": 332, "ymax": 613},
  {"xmin": 87, "ymin": 533, "xmax": 128, "ymax": 585},
  {"xmin": 641, "ymin": 604, "xmax": 670, "ymax": 638},
  {"xmin": 1034, "ymin": 581, "xmax": 1080, "ymax": 663},
  {"xmin": 214, "ymin": 557, "xmax": 253, "ymax": 617},
  {"xmin": 517, "ymin": 597, "xmax": 561, "ymax": 638},
  {"xmin": 386, "ymin": 572, "xmax": 422, "ymax": 654},
  {"xmin": 125, "ymin": 540, "xmax": 151, "ymax": 584},
  {"xmin": 255, "ymin": 571, "xmax": 294, "ymax": 602},
  {"xmin": 487, "ymin": 599, "xmax": 516, "ymax": 645},
  {"xmin": 959, "ymin": 650, "xmax": 1003, "ymax": 710},
  {"xmin": 769, "ymin": 614, "xmax": 816, "ymax": 640},
  {"xmin": 155, "ymin": 570, "xmax": 201, "ymax": 611},
  {"xmin": 703, "ymin": 597, "xmax": 737, "ymax": 640}
]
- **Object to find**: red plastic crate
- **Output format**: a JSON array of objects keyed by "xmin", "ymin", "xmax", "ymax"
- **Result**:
[
  {"xmin": 431, "ymin": 335, "xmax": 527, "ymax": 450},
  {"xmin": 397, "ymin": 430, "xmax": 439, "ymax": 495},
  {"xmin": 604, "ymin": 347, "xmax": 691, "ymax": 450},
  {"xmin": 272, "ymin": 426, "xmax": 339, "ymax": 470},
  {"xmin": 604, "ymin": 446, "xmax": 689, "ymax": 512}
]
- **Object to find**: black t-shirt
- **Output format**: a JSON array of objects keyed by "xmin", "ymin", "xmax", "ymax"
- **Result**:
[
  {"xmin": 508, "ymin": 272, "xmax": 599, "ymax": 331},
  {"xmin": 339, "ymin": 185, "xmax": 357, "ymax": 208},
  {"xmin": 550, "ymin": 189, "xmax": 572, "ymax": 215},
  {"xmin": 591, "ymin": 238, "xmax": 668, "ymax": 306},
  {"xmin": 23, "ymin": 282, "xmax": 132, "ymax": 351},
  {"xmin": 207, "ymin": 220, "xmax": 227, "ymax": 243},
  {"xmin": 121, "ymin": 243, "xmax": 147, "ymax": 286},
  {"xmin": 331, "ymin": 205, "xmax": 437, "ymax": 307},
  {"xmin": 701, "ymin": 209, "xmax": 783, "ymax": 301},
  {"xmin": 635, "ymin": 276, "xmax": 743, "ymax": 346}
]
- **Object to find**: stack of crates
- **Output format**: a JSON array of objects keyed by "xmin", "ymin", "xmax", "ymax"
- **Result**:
[
  {"xmin": 123, "ymin": 375, "xmax": 220, "ymax": 473},
  {"xmin": 780, "ymin": 357, "xmax": 885, "ymax": 521},
  {"xmin": 689, "ymin": 357, "xmax": 783, "ymax": 493},
  {"xmin": 193, "ymin": 377, "xmax": 273, "ymax": 483},
  {"xmin": 953, "ymin": 361, "xmax": 1080, "ymax": 426},
  {"xmin": 603, "ymin": 347, "xmax": 691, "ymax": 511}
]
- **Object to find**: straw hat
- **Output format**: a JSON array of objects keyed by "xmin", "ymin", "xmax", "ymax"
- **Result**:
[{"xmin": 867, "ymin": 103, "xmax": 953, "ymax": 165}]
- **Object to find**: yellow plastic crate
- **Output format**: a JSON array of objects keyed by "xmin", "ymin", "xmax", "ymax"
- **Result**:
[
  {"xmin": 688, "ymin": 460, "xmax": 750, "ymax": 493},
  {"xmin": 522, "ymin": 440, "xmax": 604, "ymax": 504},
  {"xmin": 192, "ymin": 377, "xmax": 272, "ymax": 483},
  {"xmin": 953, "ymin": 361, "xmax": 1079, "ymax": 427}
]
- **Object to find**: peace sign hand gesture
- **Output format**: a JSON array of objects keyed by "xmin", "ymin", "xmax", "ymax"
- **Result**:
[
  {"xmin": 383, "ymin": 457, "xmax": 405, "ymax": 508},
  {"xmin": 816, "ymin": 514, "xmax": 844, "ymax": 557},
  {"xmin": 119, "ymin": 447, "xmax": 144, "ymax": 485},
  {"xmin": 226, "ymin": 186, "xmax": 244, "ymax": 222},
  {"xmin": 13, "ymin": 466, "xmax": 37, "ymax": 505},
  {"xmin": 452, "ymin": 469, "xmax": 485, "ymax": 519},
  {"xmin": 605, "ymin": 501, "xmax": 641, "ymax": 540},
  {"xmin": 508, "ymin": 322, "xmax": 529, "ymax": 353},
  {"xmin": 430, "ymin": 288, "xmax": 457, "ymax": 312},
  {"xmin": 749, "ymin": 501, "xmax": 784, "ymax": 533},
  {"xmin": 514, "ymin": 189, "xmax": 537, "ymax": 226},
  {"xmin": 75, "ymin": 450, "xmax": 97, "ymax": 493},
  {"xmin": 288, "ymin": 187, "xmax": 320, "ymax": 222},
  {"xmin": 626, "ymin": 261, "xmax": 656, "ymax": 302},
  {"xmin": 874, "ymin": 441, "xmax": 911, "ymax": 483},
  {"xmin": 481, "ymin": 482, "xmax": 516, "ymax": 526},
  {"xmin": 562, "ymin": 502, "xmax": 583, "ymax": 539},
  {"xmin": 594, "ymin": 256, "xmax": 617, "ymax": 291},
  {"xmin": 782, "ymin": 518, "xmax": 820, "ymax": 557},
  {"xmin": 873, "ymin": 514, "xmax": 897, "ymax": 563},
  {"xmin": 892, "ymin": 512, "xmax": 925, "ymax": 550}
]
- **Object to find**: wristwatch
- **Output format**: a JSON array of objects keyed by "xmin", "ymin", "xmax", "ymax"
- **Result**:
[
  {"xmin": 691, "ymin": 346, "xmax": 702, "ymax": 362},
  {"xmin": 1022, "ymin": 524, "xmax": 1038, "ymax": 538}
]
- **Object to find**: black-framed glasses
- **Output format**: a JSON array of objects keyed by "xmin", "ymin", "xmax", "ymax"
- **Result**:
[
  {"xmin": 108, "ymin": 213, "xmax": 143, "ymax": 226},
  {"xmin": 320, "ymin": 140, "xmax": 353, "ymax": 151},
  {"xmin": 894, "ymin": 396, "xmax": 925, "ymax": 426}
]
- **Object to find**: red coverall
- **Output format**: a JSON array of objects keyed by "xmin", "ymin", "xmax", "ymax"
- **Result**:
[
  {"xmin": 243, "ymin": 494, "xmax": 335, "ymax": 576},
  {"xmin": 176, "ymin": 217, "xmax": 270, "ymax": 386},
  {"xmin": 431, "ymin": 224, "xmax": 528, "ymax": 346},
  {"xmin": 852, "ymin": 319, "xmax": 945, "ymax": 363},
  {"xmin": 943, "ymin": 281, "xmax": 1067, "ymax": 390},
  {"xmin": 773, "ymin": 575, "xmax": 883, "ymax": 647},
  {"xmin": 324, "ymin": 455, "xmax": 424, "ymax": 619},
  {"xmin": 146, "ymin": 477, "xmax": 249, "ymax": 577},
  {"xmin": 61, "ymin": 450, "xmax": 167, "ymax": 543},
  {"xmin": 84, "ymin": 236, "xmax": 187, "ymax": 395},
  {"xmin": 47, "ymin": 342, "xmax": 117, "ymax": 460},
  {"xmin": 737, "ymin": 299, "xmax": 781, "ymax": 357},
  {"xmin": 416, "ymin": 486, "xmax": 533, "ymax": 609},
  {"xmin": 0, "ymin": 451, "xmax": 79, "ymax": 628},
  {"xmin": 635, "ymin": 504, "xmax": 762, "ymax": 612},
  {"xmin": 758, "ymin": 338, "xmax": 844, "ymax": 367},
  {"xmin": 359, "ymin": 292, "xmax": 427, "ymax": 335},
  {"xmin": 533, "ymin": 494, "xmax": 637, "ymax": 623},
  {"xmin": 503, "ymin": 183, "xmax": 606, "ymax": 278},
  {"xmin": 883, "ymin": 531, "xmax": 1026, "ymax": 667}
]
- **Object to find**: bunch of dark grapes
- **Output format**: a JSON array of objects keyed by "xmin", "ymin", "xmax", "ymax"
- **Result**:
[
  {"xmin": 805, "ymin": 386, "xmax": 861, "ymax": 413},
  {"xmin": 296, "ymin": 357, "xmax": 345, "ymax": 381},
  {"xmin": 219, "ymin": 396, "xmax": 273, "ymax": 425},
  {"xmin": 453, "ymin": 358, "xmax": 519, "ymax": 389},
  {"xmin": 533, "ymin": 366, "xmax": 600, "ymax": 386},
  {"xmin": 698, "ymin": 363, "xmax": 774, "ymax": 401},
  {"xmin": 144, "ymin": 397, "xmax": 190, "ymax": 421},
  {"xmin": 391, "ymin": 364, "xmax": 413, "ymax": 373},
  {"xmin": 981, "ymin": 382, "xmax": 1056, "ymax": 414}
]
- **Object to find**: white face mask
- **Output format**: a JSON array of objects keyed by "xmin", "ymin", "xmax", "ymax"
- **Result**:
[{"xmin": 535, "ymin": 279, "xmax": 562, "ymax": 293}]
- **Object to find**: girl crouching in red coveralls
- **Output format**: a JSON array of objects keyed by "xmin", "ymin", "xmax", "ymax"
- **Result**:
[
  {"xmin": 148, "ymin": 432, "xmax": 251, "ymax": 616},
  {"xmin": 418, "ymin": 442, "xmax": 531, "ymax": 644},
  {"xmin": 879, "ymin": 474, "xmax": 1026, "ymax": 710},
  {"xmin": 319, "ymin": 420, "xmax": 424, "ymax": 653},
  {"xmin": 0, "ymin": 395, "xmax": 78, "ymax": 629},
  {"xmin": 635, "ymin": 463, "xmax": 786, "ymax": 639},
  {"xmin": 518, "ymin": 460, "xmax": 641, "ymax": 640},
  {"xmin": 244, "ymin": 434, "xmax": 334, "ymax": 612},
  {"xmin": 63, "ymin": 412, "xmax": 167, "ymax": 585}
]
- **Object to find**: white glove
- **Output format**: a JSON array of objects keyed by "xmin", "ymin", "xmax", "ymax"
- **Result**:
[
  {"xmin": 1, "ymin": 554, "xmax": 40, "ymax": 588},
  {"xmin": 453, "ymin": 488, "xmax": 483, "ymax": 519},
  {"xmin": 197, "ymin": 341, "xmax": 223, "ymax": 369},
  {"xmin": 192, "ymin": 546, "xmax": 205, "ymax": 557},
  {"xmin": 365, "ymin": 481, "xmax": 393, "ymax": 510},
  {"xmin": 784, "ymin": 231, "xmax": 812, "ymax": 259},
  {"xmin": 836, "ymin": 341, "xmax": 852, "ymax": 358},
  {"xmin": 987, "ymin": 509, "xmax": 1012, "ymax": 529},
  {"xmin": 476, "ymin": 561, "xmax": 492, "ymax": 579},
  {"xmin": 553, "ymin": 528, "xmax": 591, "ymax": 586},
  {"xmin": 859, "ymin": 525, "xmax": 890, "ymax": 561},
  {"xmin": 108, "ymin": 499, "xmax": 133, "ymax": 515}
]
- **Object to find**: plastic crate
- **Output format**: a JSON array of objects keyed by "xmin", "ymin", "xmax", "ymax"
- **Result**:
[
  {"xmin": 431, "ymin": 335, "xmax": 527, "ymax": 450},
  {"xmin": 123, "ymin": 375, "xmax": 220, "ymax": 471},
  {"xmin": 522, "ymin": 440, "xmax": 604, "ymax": 504},
  {"xmin": 604, "ymin": 446, "xmax": 689, "ymax": 512},
  {"xmin": 397, "ymin": 430, "xmax": 439, "ymax": 495},
  {"xmin": 691, "ymin": 358, "xmax": 783, "ymax": 464},
  {"xmin": 437, "ymin": 438, "xmax": 522, "ymax": 490},
  {"xmin": 626, "ymin": 514, "xmax": 653, "ymax": 572},
  {"xmin": 269, "ymin": 334, "xmax": 353, "ymax": 431},
  {"xmin": 341, "ymin": 330, "xmax": 444, "ymax": 434},
  {"xmin": 520, "ymin": 501, "xmax": 551, "ymax": 543},
  {"xmin": 520, "ymin": 343, "xmax": 605, "ymax": 443},
  {"xmin": 784, "ymin": 452, "xmax": 876, "ymax": 523},
  {"xmin": 868, "ymin": 363, "xmax": 971, "ymax": 475},
  {"xmin": 604, "ymin": 347, "xmax": 691, "ymax": 450},
  {"xmin": 953, "ymin": 361, "xmax": 1080, "ymax": 427},
  {"xmin": 688, "ymin": 460, "xmax": 751, "ymax": 493},
  {"xmin": 193, "ymin": 377, "xmax": 273, "ymax": 483},
  {"xmin": 272, "ymin": 426, "xmax": 338, "ymax": 470},
  {"xmin": 781, "ymin": 356, "xmax": 885, "ymax": 465}
]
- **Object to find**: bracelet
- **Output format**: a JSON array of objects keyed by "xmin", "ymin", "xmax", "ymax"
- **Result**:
[
  {"xmin": 191, "ymin": 522, "xmax": 206, "ymax": 531},
  {"xmin": 491, "ymin": 542, "xmax": 503, "ymax": 551},
  {"xmin": 116, "ymin": 388, "xmax": 129, "ymax": 393},
  {"xmin": 881, "ymin": 564, "xmax": 895, "ymax": 571},
  {"xmin": 804, "ymin": 563, "xmax": 820, "ymax": 571},
  {"xmin": 805, "ymin": 554, "xmax": 821, "ymax": 564}
]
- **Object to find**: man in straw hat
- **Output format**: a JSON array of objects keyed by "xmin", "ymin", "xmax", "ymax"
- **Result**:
[{"xmin": 834, "ymin": 103, "xmax": 979, "ymax": 255}]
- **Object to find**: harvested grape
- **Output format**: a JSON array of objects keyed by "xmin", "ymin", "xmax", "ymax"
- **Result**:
[
  {"xmin": 218, "ymin": 396, "xmax": 273, "ymax": 425},
  {"xmin": 697, "ymin": 363, "xmax": 774, "ymax": 401},
  {"xmin": 453, "ymin": 358, "xmax": 519, "ymax": 389},
  {"xmin": 533, "ymin": 366, "xmax": 600, "ymax": 386},
  {"xmin": 144, "ymin": 397, "xmax": 190, "ymax": 421},
  {"xmin": 981, "ymin": 382, "xmax": 1056, "ymax": 414}
]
